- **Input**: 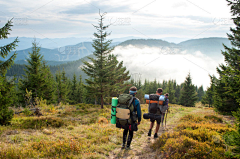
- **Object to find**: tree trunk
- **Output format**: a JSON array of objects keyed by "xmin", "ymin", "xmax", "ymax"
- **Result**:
[
  {"xmin": 95, "ymin": 98, "xmax": 97, "ymax": 105},
  {"xmin": 101, "ymin": 95, "xmax": 104, "ymax": 109}
]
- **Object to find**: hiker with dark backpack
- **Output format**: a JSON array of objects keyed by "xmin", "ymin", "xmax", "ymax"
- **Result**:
[
  {"xmin": 148, "ymin": 88, "xmax": 163, "ymax": 138},
  {"xmin": 115, "ymin": 86, "xmax": 141, "ymax": 150}
]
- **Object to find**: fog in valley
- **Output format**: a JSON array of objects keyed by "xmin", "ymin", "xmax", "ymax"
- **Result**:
[{"xmin": 112, "ymin": 45, "xmax": 224, "ymax": 90}]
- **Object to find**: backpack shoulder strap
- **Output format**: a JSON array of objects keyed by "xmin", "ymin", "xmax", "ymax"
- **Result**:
[
  {"xmin": 132, "ymin": 97, "xmax": 137, "ymax": 110},
  {"xmin": 127, "ymin": 96, "xmax": 134, "ymax": 108}
]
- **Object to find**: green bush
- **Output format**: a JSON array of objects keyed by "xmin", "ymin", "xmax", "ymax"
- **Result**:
[
  {"xmin": 11, "ymin": 117, "xmax": 66, "ymax": 129},
  {"xmin": 152, "ymin": 113, "xmax": 235, "ymax": 158},
  {"xmin": 204, "ymin": 115, "xmax": 223, "ymax": 123},
  {"xmin": 0, "ymin": 76, "xmax": 15, "ymax": 126},
  {"xmin": 223, "ymin": 108, "xmax": 240, "ymax": 157},
  {"xmin": 0, "ymin": 108, "xmax": 14, "ymax": 126},
  {"xmin": 23, "ymin": 108, "xmax": 32, "ymax": 116},
  {"xmin": 180, "ymin": 114, "xmax": 204, "ymax": 123}
]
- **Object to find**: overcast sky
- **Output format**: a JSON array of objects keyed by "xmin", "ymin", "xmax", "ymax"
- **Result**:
[{"xmin": 0, "ymin": 0, "xmax": 234, "ymax": 41}]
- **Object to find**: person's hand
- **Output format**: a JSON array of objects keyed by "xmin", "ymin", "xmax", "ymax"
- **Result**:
[{"xmin": 138, "ymin": 122, "xmax": 140, "ymax": 125}]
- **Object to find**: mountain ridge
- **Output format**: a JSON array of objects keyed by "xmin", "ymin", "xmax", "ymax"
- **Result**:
[{"xmin": 1, "ymin": 37, "xmax": 231, "ymax": 62}]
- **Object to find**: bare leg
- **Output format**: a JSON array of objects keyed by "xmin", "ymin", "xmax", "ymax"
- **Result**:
[
  {"xmin": 162, "ymin": 113, "xmax": 165, "ymax": 127},
  {"xmin": 149, "ymin": 121, "xmax": 154, "ymax": 129},
  {"xmin": 155, "ymin": 124, "xmax": 160, "ymax": 134}
]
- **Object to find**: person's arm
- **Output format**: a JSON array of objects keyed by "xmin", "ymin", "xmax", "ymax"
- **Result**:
[
  {"xmin": 136, "ymin": 100, "xmax": 142, "ymax": 123},
  {"xmin": 148, "ymin": 103, "xmax": 150, "ymax": 113}
]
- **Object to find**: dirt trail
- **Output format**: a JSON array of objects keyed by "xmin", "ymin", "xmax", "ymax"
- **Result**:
[
  {"xmin": 109, "ymin": 108, "xmax": 213, "ymax": 159},
  {"xmin": 109, "ymin": 126, "xmax": 175, "ymax": 159}
]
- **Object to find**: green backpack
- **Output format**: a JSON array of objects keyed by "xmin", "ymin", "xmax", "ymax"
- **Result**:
[{"xmin": 116, "ymin": 94, "xmax": 137, "ymax": 130}]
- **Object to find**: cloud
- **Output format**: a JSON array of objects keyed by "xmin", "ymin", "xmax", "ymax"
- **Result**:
[
  {"xmin": 60, "ymin": 1, "xmax": 132, "ymax": 15},
  {"xmin": 112, "ymin": 45, "xmax": 224, "ymax": 90},
  {"xmin": 0, "ymin": 0, "xmax": 234, "ymax": 40}
]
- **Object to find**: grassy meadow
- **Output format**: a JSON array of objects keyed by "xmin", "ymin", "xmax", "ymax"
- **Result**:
[{"xmin": 0, "ymin": 102, "xmax": 237, "ymax": 159}]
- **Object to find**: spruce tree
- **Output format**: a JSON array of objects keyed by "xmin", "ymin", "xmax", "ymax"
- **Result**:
[
  {"xmin": 162, "ymin": 80, "xmax": 167, "ymax": 90},
  {"xmin": 175, "ymin": 85, "xmax": 181, "ymax": 104},
  {"xmin": 165, "ymin": 80, "xmax": 176, "ymax": 104},
  {"xmin": 152, "ymin": 78, "xmax": 158, "ymax": 93},
  {"xmin": 41, "ymin": 61, "xmax": 55, "ymax": 104},
  {"xmin": 19, "ymin": 40, "xmax": 54, "ymax": 106},
  {"xmin": 179, "ymin": 73, "xmax": 198, "ymax": 107},
  {"xmin": 69, "ymin": 73, "xmax": 78, "ymax": 104},
  {"xmin": 55, "ymin": 69, "xmax": 69, "ymax": 104},
  {"xmin": 214, "ymin": 0, "xmax": 240, "ymax": 112},
  {"xmin": 77, "ymin": 75, "xmax": 84, "ymax": 103},
  {"xmin": 82, "ymin": 11, "xmax": 115, "ymax": 108},
  {"xmin": 137, "ymin": 79, "xmax": 142, "ymax": 90},
  {"xmin": 0, "ymin": 19, "xmax": 19, "ymax": 125},
  {"xmin": 201, "ymin": 76, "xmax": 215, "ymax": 107},
  {"xmin": 0, "ymin": 19, "xmax": 19, "ymax": 74},
  {"xmin": 197, "ymin": 85, "xmax": 204, "ymax": 101},
  {"xmin": 142, "ymin": 79, "xmax": 148, "ymax": 94},
  {"xmin": 107, "ymin": 54, "xmax": 130, "ymax": 99}
]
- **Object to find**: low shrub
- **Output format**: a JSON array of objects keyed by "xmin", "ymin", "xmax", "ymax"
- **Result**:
[
  {"xmin": 11, "ymin": 117, "xmax": 66, "ymax": 129},
  {"xmin": 152, "ymin": 134, "xmax": 225, "ymax": 159},
  {"xmin": 180, "ymin": 114, "xmax": 204, "ymax": 123},
  {"xmin": 177, "ymin": 122, "xmax": 234, "ymax": 133},
  {"xmin": 98, "ymin": 117, "xmax": 108, "ymax": 124},
  {"xmin": 22, "ymin": 108, "xmax": 32, "ymax": 116},
  {"xmin": 152, "ymin": 113, "xmax": 234, "ymax": 158},
  {"xmin": 0, "ymin": 145, "xmax": 37, "ymax": 159},
  {"xmin": 204, "ymin": 115, "xmax": 223, "ymax": 123}
]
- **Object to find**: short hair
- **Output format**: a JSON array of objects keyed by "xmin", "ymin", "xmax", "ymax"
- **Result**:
[
  {"xmin": 130, "ymin": 86, "xmax": 137, "ymax": 91},
  {"xmin": 157, "ymin": 88, "xmax": 163, "ymax": 93},
  {"xmin": 165, "ymin": 93, "xmax": 169, "ymax": 96}
]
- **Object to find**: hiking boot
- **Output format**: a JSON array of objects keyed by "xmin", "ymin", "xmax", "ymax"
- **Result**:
[
  {"xmin": 125, "ymin": 145, "xmax": 131, "ymax": 150},
  {"xmin": 148, "ymin": 129, "xmax": 152, "ymax": 137},
  {"xmin": 127, "ymin": 135, "xmax": 132, "ymax": 148},
  {"xmin": 154, "ymin": 133, "xmax": 158, "ymax": 138},
  {"xmin": 122, "ymin": 134, "xmax": 127, "ymax": 149},
  {"xmin": 121, "ymin": 144, "xmax": 125, "ymax": 149}
]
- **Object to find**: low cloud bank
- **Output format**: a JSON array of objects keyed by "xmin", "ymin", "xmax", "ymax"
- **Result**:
[{"xmin": 112, "ymin": 45, "xmax": 224, "ymax": 90}]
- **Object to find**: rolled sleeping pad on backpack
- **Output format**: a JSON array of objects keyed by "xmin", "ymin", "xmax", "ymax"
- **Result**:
[
  {"xmin": 143, "ymin": 113, "xmax": 150, "ymax": 119},
  {"xmin": 159, "ymin": 95, "xmax": 165, "ymax": 101},
  {"xmin": 143, "ymin": 113, "xmax": 161, "ymax": 121},
  {"xmin": 143, "ymin": 113, "xmax": 154, "ymax": 119},
  {"xmin": 111, "ymin": 97, "xmax": 118, "ymax": 124},
  {"xmin": 146, "ymin": 99, "xmax": 163, "ymax": 105},
  {"xmin": 144, "ymin": 94, "xmax": 149, "ymax": 100}
]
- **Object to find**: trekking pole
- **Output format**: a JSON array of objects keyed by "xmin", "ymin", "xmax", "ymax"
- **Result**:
[{"xmin": 165, "ymin": 109, "xmax": 168, "ymax": 128}]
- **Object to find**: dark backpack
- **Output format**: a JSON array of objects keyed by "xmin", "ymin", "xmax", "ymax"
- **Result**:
[
  {"xmin": 116, "ymin": 94, "xmax": 137, "ymax": 130},
  {"xmin": 148, "ymin": 94, "xmax": 168, "ymax": 113},
  {"xmin": 148, "ymin": 94, "xmax": 160, "ymax": 114}
]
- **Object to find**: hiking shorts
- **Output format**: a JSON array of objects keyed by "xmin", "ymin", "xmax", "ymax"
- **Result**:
[{"xmin": 150, "ymin": 116, "xmax": 161, "ymax": 125}]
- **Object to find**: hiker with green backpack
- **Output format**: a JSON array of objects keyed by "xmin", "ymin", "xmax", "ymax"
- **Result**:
[{"xmin": 115, "ymin": 86, "xmax": 142, "ymax": 150}]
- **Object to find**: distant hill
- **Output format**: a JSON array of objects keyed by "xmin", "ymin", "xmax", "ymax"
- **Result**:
[
  {"xmin": 1, "ymin": 37, "xmax": 230, "ymax": 62},
  {"xmin": 1, "ymin": 41, "xmax": 121, "ymax": 62},
  {"xmin": 118, "ymin": 39, "xmax": 177, "ymax": 48},
  {"xmin": 14, "ymin": 60, "xmax": 70, "ymax": 66},
  {"xmin": 178, "ymin": 37, "xmax": 231, "ymax": 59},
  {"xmin": 6, "ymin": 55, "xmax": 94, "ymax": 81},
  {"xmin": 0, "ymin": 37, "xmax": 92, "ymax": 50},
  {"xmin": 1, "ymin": 42, "xmax": 94, "ymax": 62},
  {"xmin": 117, "ymin": 37, "xmax": 231, "ymax": 59},
  {"xmin": 0, "ymin": 37, "xmax": 133, "ymax": 50}
]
